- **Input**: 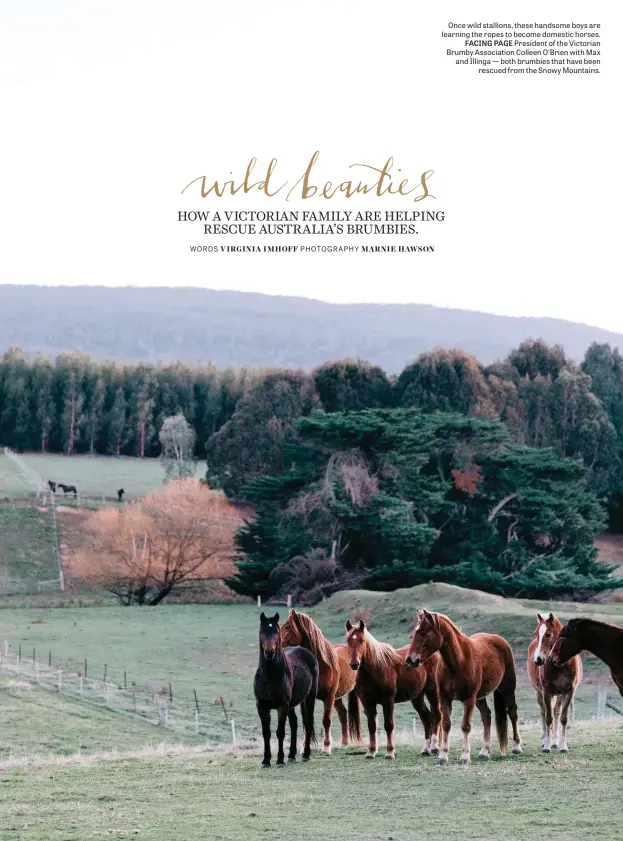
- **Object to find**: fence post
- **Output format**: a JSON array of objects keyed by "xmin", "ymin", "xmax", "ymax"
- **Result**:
[
  {"xmin": 3, "ymin": 640, "xmax": 7, "ymax": 657},
  {"xmin": 412, "ymin": 715, "xmax": 417, "ymax": 740},
  {"xmin": 58, "ymin": 670, "xmax": 62, "ymax": 692},
  {"xmin": 84, "ymin": 658, "xmax": 88, "ymax": 679},
  {"xmin": 18, "ymin": 644, "xmax": 21, "ymax": 664},
  {"xmin": 194, "ymin": 710, "xmax": 199, "ymax": 734},
  {"xmin": 35, "ymin": 662, "xmax": 39, "ymax": 683},
  {"xmin": 257, "ymin": 595, "xmax": 261, "ymax": 608},
  {"xmin": 231, "ymin": 719, "xmax": 236, "ymax": 744},
  {"xmin": 79, "ymin": 676, "xmax": 83, "ymax": 696},
  {"xmin": 287, "ymin": 594, "xmax": 292, "ymax": 609}
]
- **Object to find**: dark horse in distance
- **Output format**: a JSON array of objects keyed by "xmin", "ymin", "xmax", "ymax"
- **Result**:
[
  {"xmin": 254, "ymin": 612, "xmax": 318, "ymax": 768},
  {"xmin": 57, "ymin": 483, "xmax": 78, "ymax": 497},
  {"xmin": 550, "ymin": 617, "xmax": 623, "ymax": 698}
]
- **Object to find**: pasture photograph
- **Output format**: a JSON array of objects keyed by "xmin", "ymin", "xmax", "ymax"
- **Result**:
[{"xmin": 1, "ymin": 2, "xmax": 621, "ymax": 840}]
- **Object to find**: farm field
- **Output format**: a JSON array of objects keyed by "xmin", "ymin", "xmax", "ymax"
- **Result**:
[
  {"xmin": 0, "ymin": 454, "xmax": 33, "ymax": 499},
  {"xmin": 1, "ymin": 584, "xmax": 622, "ymax": 748},
  {"xmin": 1, "ymin": 721, "xmax": 622, "ymax": 841},
  {"xmin": 18, "ymin": 453, "xmax": 205, "ymax": 499},
  {"xmin": 0, "ymin": 504, "xmax": 59, "ymax": 594}
]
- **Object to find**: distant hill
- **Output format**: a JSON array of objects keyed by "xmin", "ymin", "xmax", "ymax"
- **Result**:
[{"xmin": 1, "ymin": 285, "xmax": 621, "ymax": 372}]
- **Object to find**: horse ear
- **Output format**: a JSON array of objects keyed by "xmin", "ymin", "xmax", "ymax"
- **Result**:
[
  {"xmin": 345, "ymin": 620, "xmax": 353, "ymax": 631},
  {"xmin": 536, "ymin": 612, "xmax": 544, "ymax": 623},
  {"xmin": 289, "ymin": 608, "xmax": 296, "ymax": 618},
  {"xmin": 260, "ymin": 612, "xmax": 266, "ymax": 622},
  {"xmin": 547, "ymin": 612, "xmax": 554, "ymax": 623},
  {"xmin": 357, "ymin": 619, "xmax": 365, "ymax": 632},
  {"xmin": 273, "ymin": 613, "xmax": 280, "ymax": 624}
]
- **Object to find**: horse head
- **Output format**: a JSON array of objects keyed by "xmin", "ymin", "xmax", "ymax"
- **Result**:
[
  {"xmin": 532, "ymin": 611, "xmax": 561, "ymax": 666},
  {"xmin": 280, "ymin": 609, "xmax": 302, "ymax": 647},
  {"xmin": 345, "ymin": 619, "xmax": 366, "ymax": 670},
  {"xmin": 549, "ymin": 618, "xmax": 583, "ymax": 666},
  {"xmin": 259, "ymin": 612, "xmax": 281, "ymax": 661},
  {"xmin": 405, "ymin": 609, "xmax": 442, "ymax": 667}
]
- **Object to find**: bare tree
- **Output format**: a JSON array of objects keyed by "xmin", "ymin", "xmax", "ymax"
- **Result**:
[{"xmin": 75, "ymin": 479, "xmax": 241, "ymax": 605}]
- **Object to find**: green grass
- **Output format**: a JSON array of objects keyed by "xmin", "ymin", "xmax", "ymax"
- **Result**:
[
  {"xmin": 0, "ymin": 454, "xmax": 30, "ymax": 498},
  {"xmin": 17, "ymin": 453, "xmax": 205, "ymax": 499},
  {"xmin": 1, "ymin": 722, "xmax": 622, "ymax": 841},
  {"xmin": 1, "ymin": 585, "xmax": 622, "ymax": 745},
  {"xmin": 0, "ymin": 504, "xmax": 59, "ymax": 594}
]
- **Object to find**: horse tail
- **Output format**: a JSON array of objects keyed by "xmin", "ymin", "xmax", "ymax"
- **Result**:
[
  {"xmin": 306, "ymin": 660, "xmax": 319, "ymax": 746},
  {"xmin": 493, "ymin": 689, "xmax": 509, "ymax": 755},
  {"xmin": 347, "ymin": 690, "xmax": 362, "ymax": 743}
]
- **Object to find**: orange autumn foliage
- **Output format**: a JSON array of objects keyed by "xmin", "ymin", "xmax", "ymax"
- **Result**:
[{"xmin": 72, "ymin": 479, "xmax": 242, "ymax": 604}]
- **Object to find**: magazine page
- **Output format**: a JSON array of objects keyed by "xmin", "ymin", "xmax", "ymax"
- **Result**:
[{"xmin": 0, "ymin": 2, "xmax": 621, "ymax": 840}]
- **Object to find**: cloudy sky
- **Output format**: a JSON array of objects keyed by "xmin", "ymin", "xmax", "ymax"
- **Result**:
[{"xmin": 1, "ymin": 1, "xmax": 620, "ymax": 331}]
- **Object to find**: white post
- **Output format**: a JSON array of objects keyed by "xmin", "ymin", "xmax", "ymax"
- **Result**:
[
  {"xmin": 412, "ymin": 715, "xmax": 417, "ymax": 740},
  {"xmin": 106, "ymin": 683, "xmax": 111, "ymax": 703},
  {"xmin": 3, "ymin": 640, "xmax": 7, "ymax": 657},
  {"xmin": 287, "ymin": 594, "xmax": 292, "ymax": 608},
  {"xmin": 257, "ymin": 595, "xmax": 261, "ymax": 608},
  {"xmin": 231, "ymin": 719, "xmax": 236, "ymax": 744},
  {"xmin": 79, "ymin": 676, "xmax": 83, "ymax": 695},
  {"xmin": 58, "ymin": 670, "xmax": 62, "ymax": 692},
  {"xmin": 194, "ymin": 710, "xmax": 199, "ymax": 734},
  {"xmin": 36, "ymin": 663, "xmax": 39, "ymax": 683}
]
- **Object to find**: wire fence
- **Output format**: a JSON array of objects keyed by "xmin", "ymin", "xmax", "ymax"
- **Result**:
[{"xmin": 0, "ymin": 639, "xmax": 252, "ymax": 743}]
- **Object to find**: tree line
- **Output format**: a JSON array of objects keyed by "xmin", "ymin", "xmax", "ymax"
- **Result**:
[{"xmin": 1, "ymin": 340, "xmax": 623, "ymax": 525}]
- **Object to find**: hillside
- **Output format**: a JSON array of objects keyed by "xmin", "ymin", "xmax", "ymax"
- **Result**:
[{"xmin": 1, "ymin": 285, "xmax": 622, "ymax": 372}]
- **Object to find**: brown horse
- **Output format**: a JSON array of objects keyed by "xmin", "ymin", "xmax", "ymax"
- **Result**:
[
  {"xmin": 280, "ymin": 609, "xmax": 357, "ymax": 753},
  {"xmin": 528, "ymin": 612, "xmax": 582, "ymax": 752},
  {"xmin": 345, "ymin": 619, "xmax": 441, "ymax": 760},
  {"xmin": 550, "ymin": 617, "xmax": 623, "ymax": 698},
  {"xmin": 405, "ymin": 609, "xmax": 522, "ymax": 764}
]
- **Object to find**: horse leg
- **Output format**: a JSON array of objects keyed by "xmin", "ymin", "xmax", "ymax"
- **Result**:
[
  {"xmin": 536, "ymin": 690, "xmax": 548, "ymax": 750},
  {"xmin": 276, "ymin": 704, "xmax": 288, "ymax": 767},
  {"xmin": 363, "ymin": 701, "xmax": 378, "ymax": 759},
  {"xmin": 541, "ymin": 691, "xmax": 553, "ymax": 752},
  {"xmin": 411, "ymin": 695, "xmax": 433, "ymax": 755},
  {"xmin": 288, "ymin": 708, "xmax": 298, "ymax": 762},
  {"xmin": 424, "ymin": 680, "xmax": 441, "ymax": 755},
  {"xmin": 381, "ymin": 699, "xmax": 396, "ymax": 760},
  {"xmin": 458, "ymin": 697, "xmax": 476, "ymax": 765},
  {"xmin": 551, "ymin": 695, "xmax": 562, "ymax": 749},
  {"xmin": 476, "ymin": 697, "xmax": 492, "ymax": 759},
  {"xmin": 558, "ymin": 693, "xmax": 573, "ymax": 752},
  {"xmin": 258, "ymin": 705, "xmax": 272, "ymax": 768},
  {"xmin": 322, "ymin": 693, "xmax": 335, "ymax": 754},
  {"xmin": 437, "ymin": 696, "xmax": 452, "ymax": 765},
  {"xmin": 334, "ymin": 697, "xmax": 349, "ymax": 747},
  {"xmin": 301, "ymin": 697, "xmax": 315, "ymax": 762}
]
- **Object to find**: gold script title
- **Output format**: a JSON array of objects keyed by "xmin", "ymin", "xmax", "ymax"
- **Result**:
[{"xmin": 182, "ymin": 152, "xmax": 435, "ymax": 203}]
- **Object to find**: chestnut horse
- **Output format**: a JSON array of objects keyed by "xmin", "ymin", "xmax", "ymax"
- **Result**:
[
  {"xmin": 281, "ymin": 609, "xmax": 357, "ymax": 753},
  {"xmin": 405, "ymin": 609, "xmax": 522, "ymax": 764},
  {"xmin": 254, "ymin": 612, "xmax": 318, "ymax": 768},
  {"xmin": 528, "ymin": 612, "xmax": 582, "ymax": 752},
  {"xmin": 345, "ymin": 619, "xmax": 441, "ymax": 760},
  {"xmin": 550, "ymin": 617, "xmax": 623, "ymax": 698}
]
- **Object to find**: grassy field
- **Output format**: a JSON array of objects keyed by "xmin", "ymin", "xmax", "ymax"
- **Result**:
[
  {"xmin": 0, "ymin": 454, "xmax": 32, "ymax": 498},
  {"xmin": 1, "ymin": 584, "xmax": 622, "ymax": 747},
  {"xmin": 0, "ymin": 504, "xmax": 59, "ymax": 594},
  {"xmin": 0, "ymin": 721, "xmax": 622, "ymax": 841},
  {"xmin": 18, "ymin": 453, "xmax": 207, "ymax": 499},
  {"xmin": 0, "ymin": 585, "xmax": 622, "ymax": 840}
]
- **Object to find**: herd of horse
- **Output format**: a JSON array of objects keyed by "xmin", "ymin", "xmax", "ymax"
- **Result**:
[
  {"xmin": 47, "ymin": 480, "xmax": 126, "ymax": 502},
  {"xmin": 254, "ymin": 607, "xmax": 623, "ymax": 768}
]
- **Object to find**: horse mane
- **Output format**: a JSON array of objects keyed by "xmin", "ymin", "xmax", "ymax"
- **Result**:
[
  {"xmin": 363, "ymin": 629, "xmax": 403, "ymax": 671},
  {"xmin": 434, "ymin": 613, "xmax": 465, "ymax": 638},
  {"xmin": 289, "ymin": 612, "xmax": 339, "ymax": 671},
  {"xmin": 566, "ymin": 617, "xmax": 623, "ymax": 634}
]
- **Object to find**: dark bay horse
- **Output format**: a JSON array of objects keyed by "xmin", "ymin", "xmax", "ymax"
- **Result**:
[
  {"xmin": 406, "ymin": 609, "xmax": 522, "ymax": 764},
  {"xmin": 254, "ymin": 612, "xmax": 318, "ymax": 768},
  {"xmin": 345, "ymin": 618, "xmax": 441, "ymax": 760},
  {"xmin": 550, "ymin": 617, "xmax": 623, "ymax": 698},
  {"xmin": 281, "ymin": 609, "xmax": 358, "ymax": 753},
  {"xmin": 528, "ymin": 612, "xmax": 582, "ymax": 752}
]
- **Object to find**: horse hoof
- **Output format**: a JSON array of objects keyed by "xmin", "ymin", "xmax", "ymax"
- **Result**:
[
  {"xmin": 261, "ymin": 762, "xmax": 271, "ymax": 769},
  {"xmin": 322, "ymin": 747, "xmax": 332, "ymax": 755},
  {"xmin": 512, "ymin": 744, "xmax": 523, "ymax": 755},
  {"xmin": 458, "ymin": 756, "xmax": 470, "ymax": 766},
  {"xmin": 301, "ymin": 755, "xmax": 310, "ymax": 763},
  {"xmin": 365, "ymin": 753, "xmax": 376, "ymax": 760},
  {"xmin": 421, "ymin": 749, "xmax": 432, "ymax": 756},
  {"xmin": 542, "ymin": 746, "xmax": 551, "ymax": 753},
  {"xmin": 478, "ymin": 751, "xmax": 490, "ymax": 760},
  {"xmin": 430, "ymin": 747, "xmax": 440, "ymax": 756},
  {"xmin": 276, "ymin": 761, "xmax": 285, "ymax": 769},
  {"xmin": 287, "ymin": 757, "xmax": 296, "ymax": 763},
  {"xmin": 384, "ymin": 752, "xmax": 396, "ymax": 760},
  {"xmin": 436, "ymin": 755, "xmax": 449, "ymax": 766},
  {"xmin": 559, "ymin": 746, "xmax": 568, "ymax": 753}
]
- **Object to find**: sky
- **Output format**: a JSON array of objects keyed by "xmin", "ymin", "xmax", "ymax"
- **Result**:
[{"xmin": 1, "ymin": 1, "xmax": 621, "ymax": 331}]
